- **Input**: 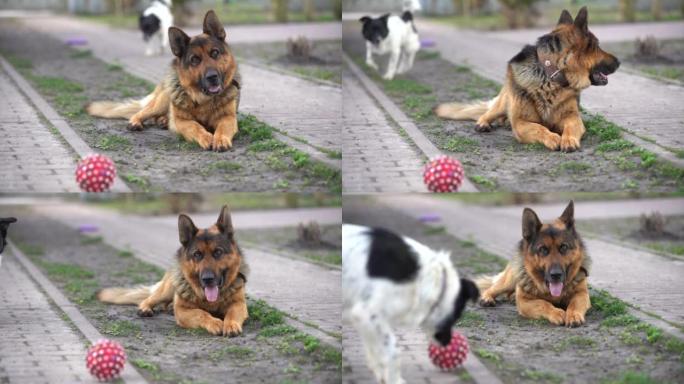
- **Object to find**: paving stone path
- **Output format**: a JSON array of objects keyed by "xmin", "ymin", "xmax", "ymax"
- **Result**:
[
  {"xmin": 342, "ymin": 68, "xmax": 426, "ymax": 193},
  {"xmin": 16, "ymin": 16, "xmax": 341, "ymax": 164},
  {"xmin": 0, "ymin": 65, "xmax": 79, "ymax": 193},
  {"xmin": 0, "ymin": 250, "xmax": 91, "ymax": 383},
  {"xmin": 32, "ymin": 204, "xmax": 342, "ymax": 340},
  {"xmin": 379, "ymin": 195, "xmax": 684, "ymax": 327}
]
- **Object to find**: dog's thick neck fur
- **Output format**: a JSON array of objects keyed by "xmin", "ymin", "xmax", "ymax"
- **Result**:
[
  {"xmin": 168, "ymin": 69, "xmax": 241, "ymax": 109},
  {"xmin": 409, "ymin": 248, "xmax": 462, "ymax": 332},
  {"xmin": 172, "ymin": 251, "xmax": 249, "ymax": 307},
  {"xmin": 513, "ymin": 239, "xmax": 591, "ymax": 305}
]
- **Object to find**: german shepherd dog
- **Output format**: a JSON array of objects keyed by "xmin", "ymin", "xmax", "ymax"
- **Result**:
[
  {"xmin": 87, "ymin": 10, "xmax": 241, "ymax": 152},
  {"xmin": 98, "ymin": 206, "xmax": 250, "ymax": 336},
  {"xmin": 435, "ymin": 7, "xmax": 620, "ymax": 152},
  {"xmin": 476, "ymin": 201, "xmax": 592, "ymax": 327}
]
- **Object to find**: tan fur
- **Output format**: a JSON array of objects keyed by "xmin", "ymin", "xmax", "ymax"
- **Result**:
[
  {"xmin": 85, "ymin": 10, "xmax": 240, "ymax": 152},
  {"xmin": 435, "ymin": 7, "xmax": 619, "ymax": 152},
  {"xmin": 98, "ymin": 205, "xmax": 250, "ymax": 336},
  {"xmin": 478, "ymin": 202, "xmax": 592, "ymax": 327}
]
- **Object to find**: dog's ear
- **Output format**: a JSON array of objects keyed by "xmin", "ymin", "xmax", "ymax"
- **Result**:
[
  {"xmin": 559, "ymin": 200, "xmax": 575, "ymax": 229},
  {"xmin": 169, "ymin": 27, "xmax": 190, "ymax": 57},
  {"xmin": 359, "ymin": 16, "xmax": 371, "ymax": 23},
  {"xmin": 203, "ymin": 10, "xmax": 226, "ymax": 41},
  {"xmin": 216, "ymin": 205, "xmax": 234, "ymax": 237},
  {"xmin": 522, "ymin": 208, "xmax": 542, "ymax": 241},
  {"xmin": 178, "ymin": 214, "xmax": 198, "ymax": 247},
  {"xmin": 0, "ymin": 217, "xmax": 17, "ymax": 233},
  {"xmin": 574, "ymin": 6, "xmax": 589, "ymax": 33},
  {"xmin": 557, "ymin": 9, "xmax": 573, "ymax": 25},
  {"xmin": 460, "ymin": 278, "xmax": 480, "ymax": 303}
]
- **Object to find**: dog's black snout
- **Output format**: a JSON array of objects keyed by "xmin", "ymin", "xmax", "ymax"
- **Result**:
[
  {"xmin": 548, "ymin": 264, "xmax": 564, "ymax": 281},
  {"xmin": 205, "ymin": 69, "xmax": 220, "ymax": 84},
  {"xmin": 200, "ymin": 269, "xmax": 216, "ymax": 286}
]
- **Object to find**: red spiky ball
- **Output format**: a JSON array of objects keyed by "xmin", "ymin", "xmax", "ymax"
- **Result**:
[
  {"xmin": 75, "ymin": 154, "xmax": 117, "ymax": 192},
  {"xmin": 85, "ymin": 339, "xmax": 126, "ymax": 381},
  {"xmin": 428, "ymin": 332, "xmax": 469, "ymax": 371},
  {"xmin": 423, "ymin": 155, "xmax": 464, "ymax": 193}
]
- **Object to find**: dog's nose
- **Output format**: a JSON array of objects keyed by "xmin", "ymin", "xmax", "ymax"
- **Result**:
[
  {"xmin": 205, "ymin": 69, "xmax": 219, "ymax": 84},
  {"xmin": 200, "ymin": 269, "xmax": 216, "ymax": 286},
  {"xmin": 549, "ymin": 264, "xmax": 564, "ymax": 281}
]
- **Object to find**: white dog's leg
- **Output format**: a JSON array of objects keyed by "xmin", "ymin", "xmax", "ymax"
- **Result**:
[
  {"xmin": 161, "ymin": 26, "xmax": 169, "ymax": 54},
  {"xmin": 145, "ymin": 38, "xmax": 154, "ymax": 56},
  {"xmin": 383, "ymin": 49, "xmax": 401, "ymax": 80},
  {"xmin": 375, "ymin": 321, "xmax": 404, "ymax": 384},
  {"xmin": 365, "ymin": 42, "xmax": 379, "ymax": 71}
]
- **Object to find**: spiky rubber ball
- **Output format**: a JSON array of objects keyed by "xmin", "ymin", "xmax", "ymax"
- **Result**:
[
  {"xmin": 428, "ymin": 332, "xmax": 469, "ymax": 370},
  {"xmin": 75, "ymin": 154, "xmax": 116, "ymax": 192},
  {"xmin": 423, "ymin": 155, "xmax": 464, "ymax": 193},
  {"xmin": 85, "ymin": 339, "xmax": 126, "ymax": 381}
]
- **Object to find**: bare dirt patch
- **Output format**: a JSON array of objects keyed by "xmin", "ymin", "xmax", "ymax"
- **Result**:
[
  {"xmin": 342, "ymin": 21, "xmax": 683, "ymax": 192},
  {"xmin": 6, "ymin": 207, "xmax": 341, "ymax": 384},
  {"xmin": 232, "ymin": 40, "xmax": 341, "ymax": 84},
  {"xmin": 343, "ymin": 196, "xmax": 684, "ymax": 384}
]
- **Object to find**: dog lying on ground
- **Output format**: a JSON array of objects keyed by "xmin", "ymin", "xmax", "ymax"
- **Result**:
[
  {"xmin": 435, "ymin": 7, "xmax": 620, "ymax": 152},
  {"xmin": 87, "ymin": 10, "xmax": 241, "ymax": 151},
  {"xmin": 360, "ymin": 11, "xmax": 420, "ymax": 80},
  {"xmin": 98, "ymin": 206, "xmax": 250, "ymax": 336},
  {"xmin": 0, "ymin": 217, "xmax": 17, "ymax": 267},
  {"xmin": 477, "ymin": 201, "xmax": 592, "ymax": 327},
  {"xmin": 139, "ymin": 0, "xmax": 174, "ymax": 56},
  {"xmin": 343, "ymin": 224, "xmax": 479, "ymax": 384}
]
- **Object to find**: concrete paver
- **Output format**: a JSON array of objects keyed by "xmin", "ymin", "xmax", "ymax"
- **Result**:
[
  {"xmin": 0, "ymin": 250, "xmax": 91, "ymax": 383},
  {"xmin": 379, "ymin": 195, "xmax": 684, "ymax": 327},
  {"xmin": 17, "ymin": 16, "xmax": 341, "ymax": 163},
  {"xmin": 0, "ymin": 66, "xmax": 79, "ymax": 193},
  {"xmin": 414, "ymin": 19, "xmax": 684, "ymax": 157},
  {"xmin": 32, "ymin": 204, "xmax": 342, "ymax": 339},
  {"xmin": 343, "ymin": 68, "xmax": 426, "ymax": 193}
]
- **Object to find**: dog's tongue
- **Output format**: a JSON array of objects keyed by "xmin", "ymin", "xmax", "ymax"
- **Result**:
[
  {"xmin": 549, "ymin": 282, "xmax": 563, "ymax": 297},
  {"xmin": 204, "ymin": 286, "xmax": 219, "ymax": 302},
  {"xmin": 208, "ymin": 85, "xmax": 221, "ymax": 93}
]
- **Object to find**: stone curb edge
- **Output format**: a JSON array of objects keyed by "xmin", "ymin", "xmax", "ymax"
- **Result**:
[
  {"xmin": 0, "ymin": 54, "xmax": 131, "ymax": 192},
  {"xmin": 343, "ymin": 53, "xmax": 479, "ymax": 193},
  {"xmin": 7, "ymin": 240, "xmax": 148, "ymax": 384}
]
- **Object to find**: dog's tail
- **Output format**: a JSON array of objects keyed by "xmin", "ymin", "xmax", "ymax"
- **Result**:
[
  {"xmin": 475, "ymin": 271, "xmax": 504, "ymax": 292},
  {"xmin": 86, "ymin": 93, "xmax": 154, "ymax": 120},
  {"xmin": 97, "ymin": 280, "xmax": 160, "ymax": 305},
  {"xmin": 434, "ymin": 96, "xmax": 498, "ymax": 121}
]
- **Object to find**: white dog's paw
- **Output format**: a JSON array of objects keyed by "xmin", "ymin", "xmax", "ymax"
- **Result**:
[
  {"xmin": 366, "ymin": 61, "xmax": 379, "ymax": 71},
  {"xmin": 382, "ymin": 72, "xmax": 395, "ymax": 80}
]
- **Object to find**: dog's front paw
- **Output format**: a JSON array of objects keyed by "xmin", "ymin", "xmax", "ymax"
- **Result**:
[
  {"xmin": 223, "ymin": 320, "xmax": 243, "ymax": 337},
  {"xmin": 565, "ymin": 310, "xmax": 585, "ymax": 328},
  {"xmin": 479, "ymin": 293, "xmax": 497, "ymax": 307},
  {"xmin": 212, "ymin": 134, "xmax": 233, "ymax": 152},
  {"xmin": 127, "ymin": 122, "xmax": 144, "ymax": 131},
  {"xmin": 382, "ymin": 72, "xmax": 395, "ymax": 81},
  {"xmin": 195, "ymin": 131, "xmax": 214, "ymax": 150},
  {"xmin": 366, "ymin": 61, "xmax": 379, "ymax": 71},
  {"xmin": 475, "ymin": 123, "xmax": 492, "ymax": 132},
  {"xmin": 560, "ymin": 135, "xmax": 581, "ymax": 152},
  {"xmin": 547, "ymin": 308, "xmax": 566, "ymax": 326},
  {"xmin": 204, "ymin": 318, "xmax": 224, "ymax": 336},
  {"xmin": 542, "ymin": 133, "xmax": 562, "ymax": 151}
]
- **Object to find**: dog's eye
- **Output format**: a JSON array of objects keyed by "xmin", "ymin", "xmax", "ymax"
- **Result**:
[
  {"xmin": 192, "ymin": 250, "xmax": 203, "ymax": 261},
  {"xmin": 559, "ymin": 243, "xmax": 569, "ymax": 253},
  {"xmin": 538, "ymin": 246, "xmax": 549, "ymax": 256},
  {"xmin": 190, "ymin": 55, "xmax": 201, "ymax": 66},
  {"xmin": 213, "ymin": 248, "xmax": 223, "ymax": 259},
  {"xmin": 210, "ymin": 49, "xmax": 219, "ymax": 59}
]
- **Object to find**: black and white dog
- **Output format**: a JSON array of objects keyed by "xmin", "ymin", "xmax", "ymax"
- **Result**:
[
  {"xmin": 360, "ymin": 11, "xmax": 420, "ymax": 80},
  {"xmin": 0, "ymin": 217, "xmax": 17, "ymax": 267},
  {"xmin": 139, "ymin": 0, "xmax": 173, "ymax": 56},
  {"xmin": 343, "ymin": 224, "xmax": 479, "ymax": 384}
]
